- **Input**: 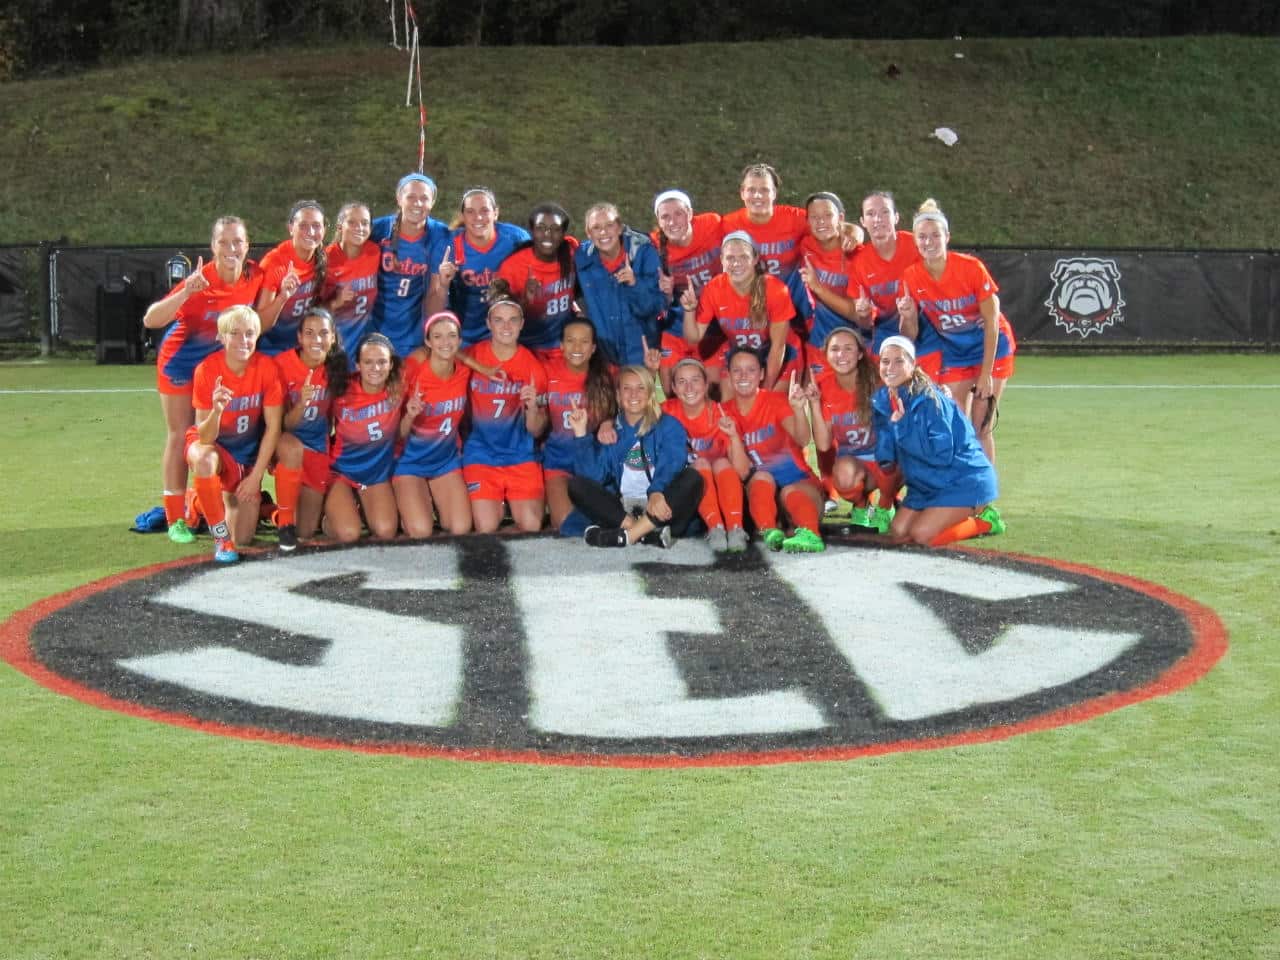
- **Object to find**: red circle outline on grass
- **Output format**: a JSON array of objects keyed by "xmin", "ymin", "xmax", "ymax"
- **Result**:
[{"xmin": 0, "ymin": 546, "xmax": 1228, "ymax": 768}]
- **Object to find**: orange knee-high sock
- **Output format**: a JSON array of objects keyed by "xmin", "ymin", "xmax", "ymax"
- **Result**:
[
  {"xmin": 929, "ymin": 515, "xmax": 994, "ymax": 547},
  {"xmin": 694, "ymin": 465, "xmax": 722, "ymax": 528},
  {"xmin": 194, "ymin": 475, "xmax": 229, "ymax": 540},
  {"xmin": 273, "ymin": 466, "xmax": 302, "ymax": 526},
  {"xmin": 782, "ymin": 489, "xmax": 820, "ymax": 532},
  {"xmin": 163, "ymin": 491, "xmax": 186, "ymax": 525},
  {"xmin": 715, "ymin": 467, "xmax": 745, "ymax": 529},
  {"xmin": 747, "ymin": 479, "xmax": 779, "ymax": 530},
  {"xmin": 868, "ymin": 463, "xmax": 901, "ymax": 510}
]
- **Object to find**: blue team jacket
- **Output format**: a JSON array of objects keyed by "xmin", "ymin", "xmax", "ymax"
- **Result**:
[
  {"xmin": 573, "ymin": 226, "xmax": 667, "ymax": 367},
  {"xmin": 872, "ymin": 384, "xmax": 998, "ymax": 510},
  {"xmin": 572, "ymin": 413, "xmax": 690, "ymax": 498}
]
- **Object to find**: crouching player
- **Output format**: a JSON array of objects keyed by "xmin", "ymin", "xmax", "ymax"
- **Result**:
[
  {"xmin": 186, "ymin": 305, "xmax": 284, "ymax": 563},
  {"xmin": 272, "ymin": 306, "xmax": 342, "ymax": 549}
]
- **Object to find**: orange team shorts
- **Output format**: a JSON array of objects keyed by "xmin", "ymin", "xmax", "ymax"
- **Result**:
[
  {"xmin": 183, "ymin": 426, "xmax": 249, "ymax": 489},
  {"xmin": 463, "ymin": 461, "xmax": 545, "ymax": 502}
]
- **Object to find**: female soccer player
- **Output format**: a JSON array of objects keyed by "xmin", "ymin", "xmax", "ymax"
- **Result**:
[
  {"xmin": 662, "ymin": 357, "xmax": 751, "ymax": 552},
  {"xmin": 256, "ymin": 200, "xmax": 326, "ymax": 357},
  {"xmin": 848, "ymin": 190, "xmax": 923, "ymax": 360},
  {"xmin": 806, "ymin": 327, "xmax": 900, "ymax": 534},
  {"xmin": 796, "ymin": 191, "xmax": 858, "ymax": 379},
  {"xmin": 371, "ymin": 172, "xmax": 449, "ymax": 357},
  {"xmin": 721, "ymin": 163, "xmax": 812, "ymax": 321},
  {"xmin": 185, "ymin": 305, "xmax": 284, "ymax": 563},
  {"xmin": 574, "ymin": 202, "xmax": 667, "ymax": 367},
  {"xmin": 461, "ymin": 299, "xmax": 549, "ymax": 534},
  {"xmin": 426, "ymin": 187, "xmax": 532, "ymax": 347},
  {"xmin": 650, "ymin": 188, "xmax": 724, "ymax": 389},
  {"xmin": 393, "ymin": 311, "xmax": 473, "ymax": 538},
  {"xmin": 567, "ymin": 366, "xmax": 703, "ymax": 549},
  {"xmin": 324, "ymin": 333, "xmax": 403, "ymax": 543},
  {"xmin": 723, "ymin": 347, "xmax": 825, "ymax": 553},
  {"xmin": 144, "ymin": 215, "xmax": 264, "ymax": 544},
  {"xmin": 492, "ymin": 202, "xmax": 579, "ymax": 361},
  {"xmin": 897, "ymin": 198, "xmax": 1016, "ymax": 462},
  {"xmin": 271, "ymin": 306, "xmax": 343, "ymax": 549},
  {"xmin": 680, "ymin": 231, "xmax": 798, "ymax": 392},
  {"xmin": 541, "ymin": 317, "xmax": 616, "ymax": 531},
  {"xmin": 872, "ymin": 336, "xmax": 1003, "ymax": 545},
  {"xmin": 322, "ymin": 200, "xmax": 380, "ymax": 362}
]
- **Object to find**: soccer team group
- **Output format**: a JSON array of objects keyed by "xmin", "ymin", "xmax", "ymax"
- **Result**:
[{"xmin": 144, "ymin": 163, "xmax": 1015, "ymax": 563}]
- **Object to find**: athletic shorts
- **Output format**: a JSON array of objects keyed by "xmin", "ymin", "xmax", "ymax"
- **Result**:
[
  {"xmin": 463, "ymin": 461, "xmax": 544, "ymax": 502},
  {"xmin": 751, "ymin": 458, "xmax": 812, "ymax": 490},
  {"xmin": 183, "ymin": 426, "xmax": 248, "ymax": 488},
  {"xmin": 938, "ymin": 353, "xmax": 1016, "ymax": 385},
  {"xmin": 157, "ymin": 366, "xmax": 195, "ymax": 396},
  {"xmin": 301, "ymin": 448, "xmax": 331, "ymax": 493}
]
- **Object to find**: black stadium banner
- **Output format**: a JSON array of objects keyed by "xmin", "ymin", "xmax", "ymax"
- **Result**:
[
  {"xmin": 3, "ymin": 243, "xmax": 1277, "ymax": 352},
  {"xmin": 44, "ymin": 244, "xmax": 274, "ymax": 345},
  {"xmin": 974, "ymin": 247, "xmax": 1276, "ymax": 348},
  {"xmin": 0, "ymin": 245, "xmax": 38, "ymax": 341}
]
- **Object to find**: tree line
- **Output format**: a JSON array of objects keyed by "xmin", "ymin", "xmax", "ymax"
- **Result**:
[{"xmin": 2, "ymin": 0, "xmax": 1275, "ymax": 79}]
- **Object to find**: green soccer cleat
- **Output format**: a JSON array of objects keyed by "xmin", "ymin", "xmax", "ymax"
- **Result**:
[
  {"xmin": 871, "ymin": 505, "xmax": 895, "ymax": 534},
  {"xmin": 977, "ymin": 504, "xmax": 1006, "ymax": 536},
  {"xmin": 167, "ymin": 519, "xmax": 196, "ymax": 544},
  {"xmin": 848, "ymin": 506, "xmax": 875, "ymax": 529},
  {"xmin": 760, "ymin": 528, "xmax": 786, "ymax": 551},
  {"xmin": 782, "ymin": 527, "xmax": 826, "ymax": 553}
]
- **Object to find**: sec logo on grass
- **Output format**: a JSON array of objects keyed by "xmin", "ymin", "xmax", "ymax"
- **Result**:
[{"xmin": 1, "ymin": 538, "xmax": 1225, "ymax": 767}]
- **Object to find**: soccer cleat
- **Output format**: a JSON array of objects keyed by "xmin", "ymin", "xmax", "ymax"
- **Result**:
[
  {"xmin": 782, "ymin": 527, "xmax": 826, "ymax": 553},
  {"xmin": 167, "ymin": 519, "xmax": 196, "ymax": 544},
  {"xmin": 277, "ymin": 524, "xmax": 298, "ymax": 553},
  {"xmin": 870, "ymin": 505, "xmax": 895, "ymax": 534},
  {"xmin": 977, "ymin": 504, "xmax": 1006, "ymax": 536},
  {"xmin": 726, "ymin": 527, "xmax": 749, "ymax": 553},
  {"xmin": 584, "ymin": 525, "xmax": 629, "ymax": 548},
  {"xmin": 706, "ymin": 525, "xmax": 729, "ymax": 552},
  {"xmin": 213, "ymin": 538, "xmax": 240, "ymax": 564},
  {"xmin": 641, "ymin": 525, "xmax": 673, "ymax": 549},
  {"xmin": 761, "ymin": 528, "xmax": 785, "ymax": 551},
  {"xmin": 847, "ymin": 506, "xmax": 875, "ymax": 529}
]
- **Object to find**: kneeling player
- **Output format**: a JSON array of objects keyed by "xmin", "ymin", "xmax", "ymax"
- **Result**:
[{"xmin": 185, "ymin": 305, "xmax": 284, "ymax": 563}]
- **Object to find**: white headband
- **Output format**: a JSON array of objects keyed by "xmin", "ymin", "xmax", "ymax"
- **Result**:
[
  {"xmin": 880, "ymin": 335, "xmax": 917, "ymax": 360},
  {"xmin": 653, "ymin": 189, "xmax": 692, "ymax": 216},
  {"xmin": 912, "ymin": 210, "xmax": 949, "ymax": 232}
]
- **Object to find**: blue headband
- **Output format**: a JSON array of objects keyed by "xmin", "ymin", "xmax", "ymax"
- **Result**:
[{"xmin": 397, "ymin": 173, "xmax": 437, "ymax": 197}]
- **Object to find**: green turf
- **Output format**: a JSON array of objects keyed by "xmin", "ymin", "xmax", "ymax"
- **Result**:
[
  {"xmin": 3, "ymin": 36, "xmax": 1279, "ymax": 249},
  {"xmin": 1, "ymin": 355, "xmax": 1277, "ymax": 959}
]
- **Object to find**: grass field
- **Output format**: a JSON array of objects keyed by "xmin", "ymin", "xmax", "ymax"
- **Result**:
[
  {"xmin": 2, "ymin": 353, "xmax": 1277, "ymax": 959},
  {"xmin": 3, "ymin": 36, "xmax": 1280, "ymax": 249}
]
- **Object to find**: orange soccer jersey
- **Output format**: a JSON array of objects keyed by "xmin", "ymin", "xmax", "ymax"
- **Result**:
[
  {"xmin": 694, "ymin": 273, "xmax": 794, "ymax": 353},
  {"xmin": 191, "ymin": 350, "xmax": 285, "ymax": 466},
  {"xmin": 722, "ymin": 205, "xmax": 809, "ymax": 278},
  {"xmin": 322, "ymin": 239, "xmax": 380, "ymax": 357},
  {"xmin": 155, "ymin": 261, "xmax": 264, "ymax": 393},
  {"xmin": 651, "ymin": 212, "xmax": 724, "ymax": 290},
  {"xmin": 494, "ymin": 244, "xmax": 579, "ymax": 351},
  {"xmin": 257, "ymin": 240, "xmax": 320, "ymax": 355}
]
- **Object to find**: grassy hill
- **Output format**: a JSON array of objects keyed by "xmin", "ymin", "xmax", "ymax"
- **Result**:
[{"xmin": 2, "ymin": 35, "xmax": 1278, "ymax": 249}]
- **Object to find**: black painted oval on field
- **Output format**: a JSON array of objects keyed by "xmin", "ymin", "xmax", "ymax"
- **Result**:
[{"xmin": 1, "ymin": 537, "xmax": 1226, "ymax": 767}]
